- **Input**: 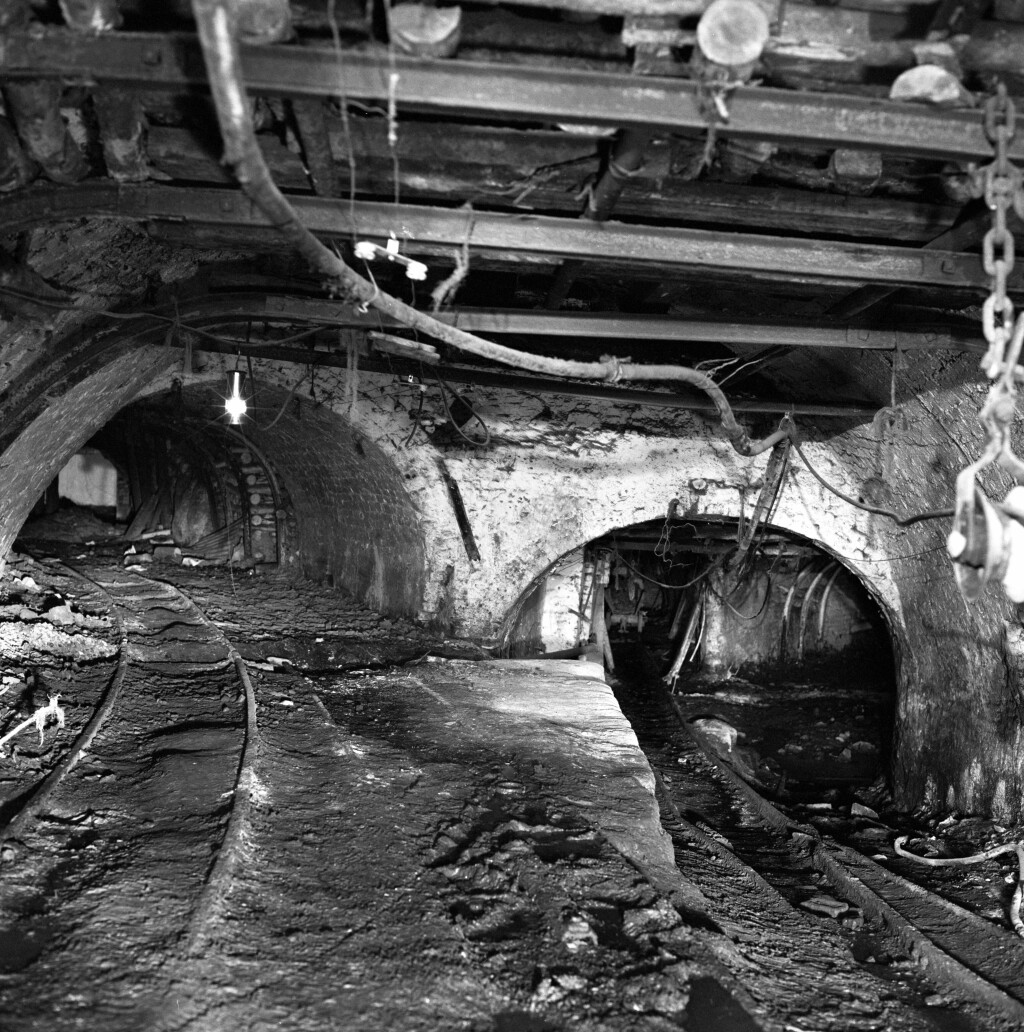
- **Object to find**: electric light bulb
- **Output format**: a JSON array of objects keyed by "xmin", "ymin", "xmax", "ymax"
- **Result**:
[{"xmin": 225, "ymin": 394, "xmax": 247, "ymax": 424}]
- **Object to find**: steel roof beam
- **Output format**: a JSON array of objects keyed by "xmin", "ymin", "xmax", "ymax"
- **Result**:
[
  {"xmin": 180, "ymin": 336, "xmax": 878, "ymax": 420},
  {"xmin": 0, "ymin": 184, "xmax": 1006, "ymax": 292},
  {"xmin": 0, "ymin": 28, "xmax": 1018, "ymax": 163},
  {"xmin": 260, "ymin": 298, "xmax": 983, "ymax": 352}
]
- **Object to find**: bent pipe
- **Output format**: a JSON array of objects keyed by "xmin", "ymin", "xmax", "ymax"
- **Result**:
[
  {"xmin": 0, "ymin": 290, "xmax": 878, "ymax": 458},
  {"xmin": 190, "ymin": 0, "xmax": 789, "ymax": 458}
]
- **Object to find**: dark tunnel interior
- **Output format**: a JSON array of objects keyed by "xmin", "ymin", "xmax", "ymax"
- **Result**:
[
  {"xmin": 504, "ymin": 516, "xmax": 897, "ymax": 803},
  {"xmin": 17, "ymin": 380, "xmax": 427, "ymax": 617}
]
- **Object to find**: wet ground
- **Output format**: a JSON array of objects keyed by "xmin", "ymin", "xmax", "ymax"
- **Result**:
[{"xmin": 1, "ymin": 545, "xmax": 1024, "ymax": 1030}]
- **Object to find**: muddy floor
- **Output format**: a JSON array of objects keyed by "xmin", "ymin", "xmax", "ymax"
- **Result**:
[{"xmin": 1, "ymin": 551, "xmax": 1022, "ymax": 1031}]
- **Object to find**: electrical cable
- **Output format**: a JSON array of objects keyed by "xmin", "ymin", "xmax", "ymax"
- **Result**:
[
  {"xmin": 259, "ymin": 374, "xmax": 308, "ymax": 430},
  {"xmin": 403, "ymin": 381, "xmax": 426, "ymax": 447},
  {"xmin": 708, "ymin": 573, "xmax": 773, "ymax": 621},
  {"xmin": 832, "ymin": 543, "xmax": 948, "ymax": 564},
  {"xmin": 601, "ymin": 547, "xmax": 731, "ymax": 591},
  {"xmin": 792, "ymin": 437, "xmax": 953, "ymax": 527},
  {"xmin": 189, "ymin": 0, "xmax": 794, "ymax": 459},
  {"xmin": 0, "ymin": 283, "xmax": 328, "ymax": 348},
  {"xmin": 380, "ymin": 0, "xmax": 402, "ymax": 210},
  {"xmin": 327, "ymin": 0, "xmax": 359, "ymax": 242},
  {"xmin": 434, "ymin": 371, "xmax": 491, "ymax": 447}
]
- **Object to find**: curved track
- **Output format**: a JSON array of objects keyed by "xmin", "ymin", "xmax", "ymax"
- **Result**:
[
  {"xmin": 0, "ymin": 560, "xmax": 256, "ymax": 1032},
  {"xmin": 6, "ymin": 559, "xmax": 1024, "ymax": 1031}
]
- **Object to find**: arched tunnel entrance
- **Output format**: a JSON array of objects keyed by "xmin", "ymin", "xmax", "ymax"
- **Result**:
[
  {"xmin": 9, "ymin": 375, "xmax": 426, "ymax": 618},
  {"xmin": 503, "ymin": 516, "xmax": 897, "ymax": 802},
  {"xmin": 23, "ymin": 391, "xmax": 290, "ymax": 567}
]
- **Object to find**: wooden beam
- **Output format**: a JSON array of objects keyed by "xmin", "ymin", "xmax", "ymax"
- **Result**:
[{"xmin": 145, "ymin": 124, "xmax": 960, "ymax": 243}]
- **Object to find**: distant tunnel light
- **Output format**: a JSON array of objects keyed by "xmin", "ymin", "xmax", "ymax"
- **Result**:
[{"xmin": 225, "ymin": 370, "xmax": 247, "ymax": 425}]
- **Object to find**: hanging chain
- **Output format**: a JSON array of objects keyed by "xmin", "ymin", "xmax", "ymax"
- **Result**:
[
  {"xmin": 975, "ymin": 85, "xmax": 1024, "ymax": 380},
  {"xmin": 968, "ymin": 85, "xmax": 1024, "ymax": 477},
  {"xmin": 948, "ymin": 86, "xmax": 1024, "ymax": 600}
]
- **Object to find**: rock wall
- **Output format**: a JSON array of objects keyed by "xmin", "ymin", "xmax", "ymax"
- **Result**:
[
  {"xmin": 0, "ymin": 222, "xmax": 1022, "ymax": 818},
  {"xmin": 284, "ymin": 351, "xmax": 1022, "ymax": 821}
]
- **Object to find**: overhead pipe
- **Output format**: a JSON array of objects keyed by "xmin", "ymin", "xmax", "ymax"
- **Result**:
[
  {"xmin": 189, "ymin": 0, "xmax": 790, "ymax": 457},
  {"xmin": 586, "ymin": 127, "xmax": 652, "ymax": 222},
  {"xmin": 545, "ymin": 126, "xmax": 651, "ymax": 308}
]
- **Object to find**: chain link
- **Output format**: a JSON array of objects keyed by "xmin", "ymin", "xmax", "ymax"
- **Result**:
[
  {"xmin": 976, "ymin": 86, "xmax": 1023, "ymax": 378},
  {"xmin": 948, "ymin": 85, "xmax": 1024, "ymax": 600}
]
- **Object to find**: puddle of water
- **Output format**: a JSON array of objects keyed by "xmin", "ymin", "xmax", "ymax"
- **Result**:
[
  {"xmin": 684, "ymin": 976, "xmax": 761, "ymax": 1031},
  {"xmin": 0, "ymin": 918, "xmax": 55, "ymax": 972}
]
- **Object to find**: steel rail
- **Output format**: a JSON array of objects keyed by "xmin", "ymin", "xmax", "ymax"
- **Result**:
[
  {"xmin": 0, "ymin": 28, "xmax": 1018, "ymax": 163},
  {"xmin": 672, "ymin": 694, "xmax": 1024, "ymax": 1026},
  {"xmin": 0, "ymin": 560, "xmax": 129, "ymax": 846},
  {"xmin": 0, "ymin": 183, "xmax": 1007, "ymax": 292}
]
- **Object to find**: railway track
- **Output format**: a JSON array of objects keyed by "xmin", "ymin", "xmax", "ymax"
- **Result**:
[
  {"xmin": 6, "ymin": 556, "xmax": 1024, "ymax": 1031},
  {"xmin": 615, "ymin": 671, "xmax": 1024, "ymax": 1031},
  {"xmin": 0, "ymin": 559, "xmax": 256, "ymax": 1031}
]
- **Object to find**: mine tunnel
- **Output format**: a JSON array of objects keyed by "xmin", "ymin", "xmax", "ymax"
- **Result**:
[
  {"xmin": 503, "ymin": 518, "xmax": 897, "ymax": 802},
  {"xmin": 7, "ymin": 0, "xmax": 1024, "ymax": 1028}
]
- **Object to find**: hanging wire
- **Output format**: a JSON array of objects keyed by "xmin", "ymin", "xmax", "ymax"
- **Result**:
[
  {"xmin": 379, "ymin": 0, "xmax": 402, "ymax": 209},
  {"xmin": 707, "ymin": 570, "xmax": 773, "ymax": 621},
  {"xmin": 834, "ymin": 543, "xmax": 947, "ymax": 564},
  {"xmin": 719, "ymin": 355, "xmax": 768, "ymax": 387},
  {"xmin": 654, "ymin": 501, "xmax": 698, "ymax": 570},
  {"xmin": 432, "ymin": 204, "xmax": 475, "ymax": 312},
  {"xmin": 403, "ymin": 379, "xmax": 427, "ymax": 447},
  {"xmin": 602, "ymin": 546, "xmax": 732, "ymax": 591},
  {"xmin": 256, "ymin": 374, "xmax": 308, "ymax": 430},
  {"xmin": 792, "ymin": 438, "xmax": 953, "ymax": 526},
  {"xmin": 326, "ymin": 0, "xmax": 359, "ymax": 241},
  {"xmin": 434, "ymin": 371, "xmax": 491, "ymax": 447}
]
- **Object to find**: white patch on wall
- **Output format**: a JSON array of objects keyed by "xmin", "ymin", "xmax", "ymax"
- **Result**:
[
  {"xmin": 992, "ymin": 778, "xmax": 1007, "ymax": 818},
  {"xmin": 539, "ymin": 548, "xmax": 587, "ymax": 652},
  {"xmin": 58, "ymin": 449, "xmax": 117, "ymax": 508},
  {"xmin": 964, "ymin": 758, "xmax": 983, "ymax": 811}
]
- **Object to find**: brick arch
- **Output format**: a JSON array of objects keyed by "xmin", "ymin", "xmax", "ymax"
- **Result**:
[
  {"xmin": 175, "ymin": 380, "xmax": 427, "ymax": 614},
  {"xmin": 0, "ymin": 353, "xmax": 426, "ymax": 617},
  {"xmin": 0, "ymin": 345, "xmax": 175, "ymax": 573}
]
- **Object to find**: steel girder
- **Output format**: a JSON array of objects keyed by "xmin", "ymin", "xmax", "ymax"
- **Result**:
[
  {"xmin": 0, "ymin": 27, "xmax": 1017, "ymax": 163},
  {"xmin": 173, "ymin": 337, "xmax": 879, "ymax": 420},
  {"xmin": 259, "ymin": 298, "xmax": 983, "ymax": 352},
  {"xmin": 0, "ymin": 184, "xmax": 1007, "ymax": 292}
]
